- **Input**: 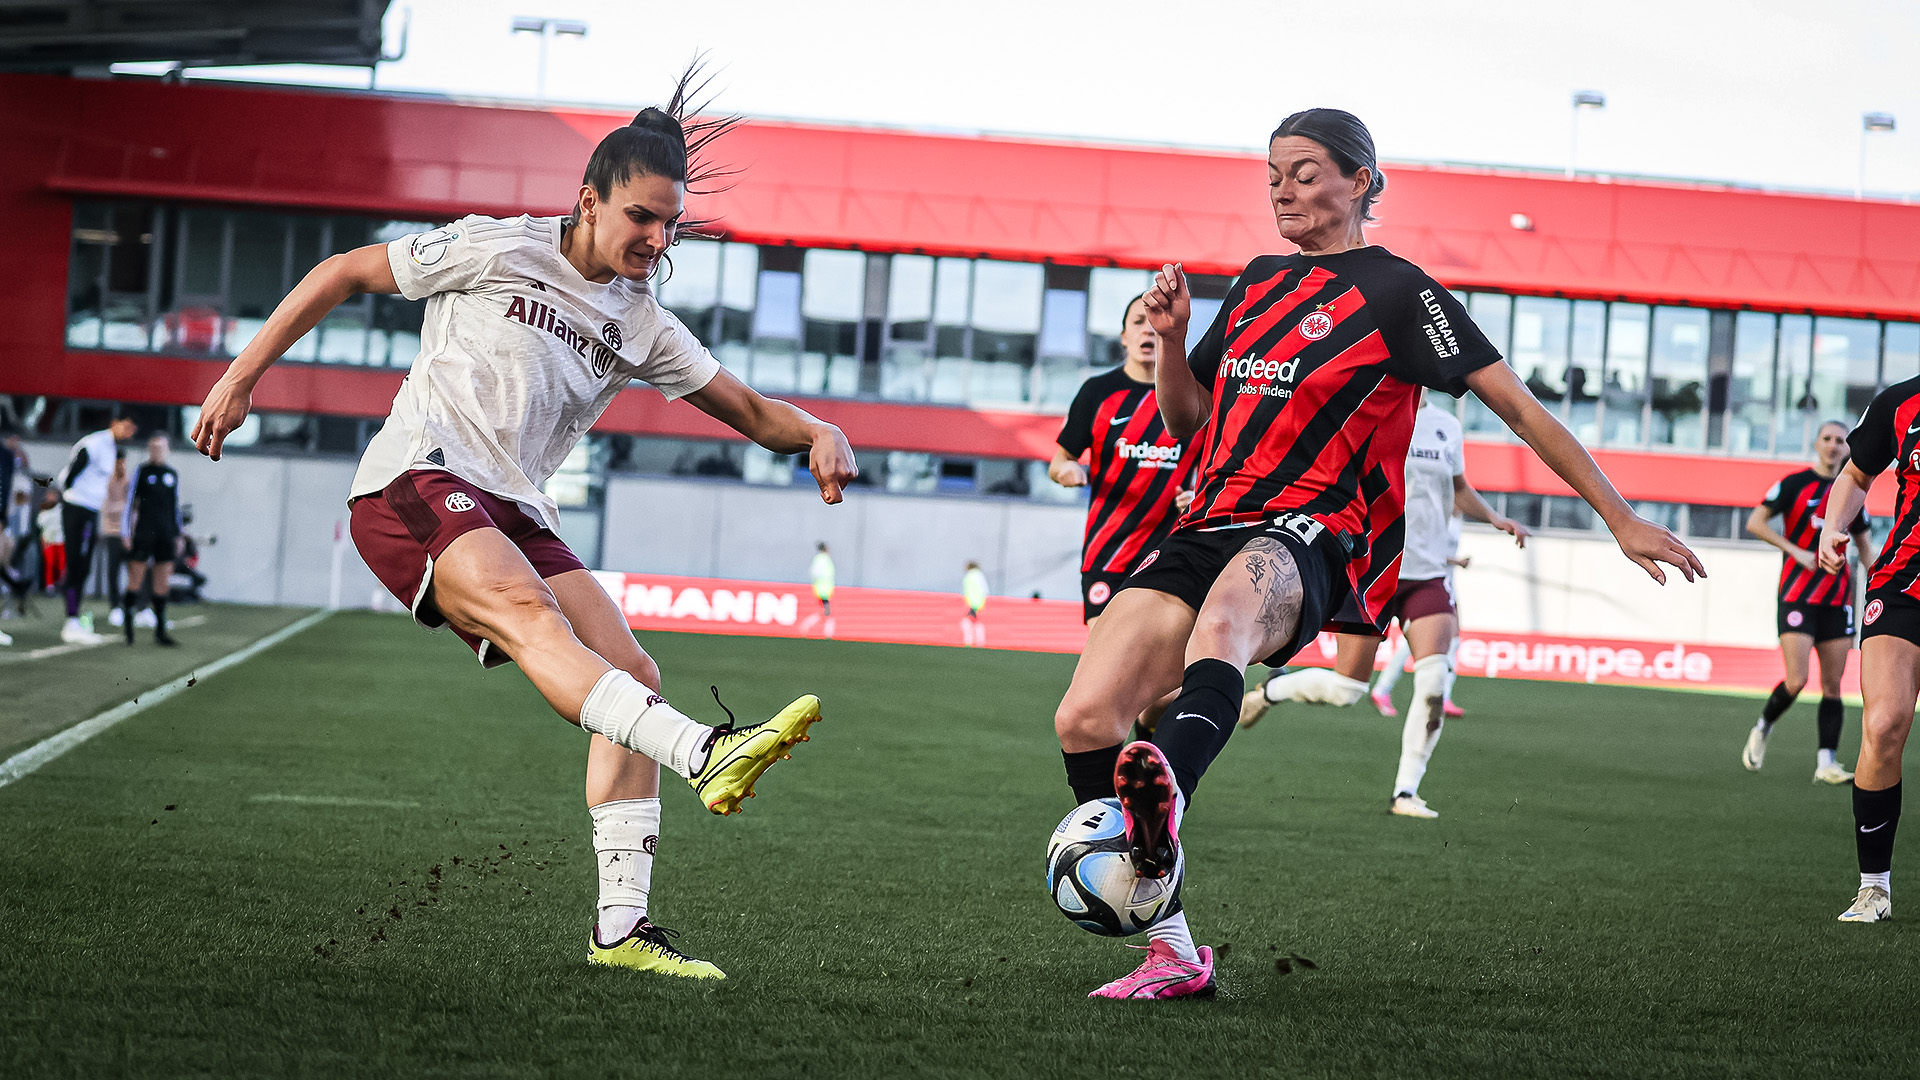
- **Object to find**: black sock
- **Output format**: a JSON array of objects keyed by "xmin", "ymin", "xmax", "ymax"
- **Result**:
[
  {"xmin": 122, "ymin": 587, "xmax": 138, "ymax": 614},
  {"xmin": 1063, "ymin": 744, "xmax": 1122, "ymax": 806},
  {"xmin": 1817, "ymin": 697, "xmax": 1844, "ymax": 753},
  {"xmin": 1761, "ymin": 682, "xmax": 1797, "ymax": 726},
  {"xmin": 1854, "ymin": 782, "xmax": 1902, "ymax": 875},
  {"xmin": 1151, "ymin": 658, "xmax": 1244, "ymax": 802},
  {"xmin": 152, "ymin": 595, "xmax": 168, "ymax": 633}
]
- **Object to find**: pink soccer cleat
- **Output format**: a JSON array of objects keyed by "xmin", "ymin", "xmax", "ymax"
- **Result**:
[
  {"xmin": 1370, "ymin": 688, "xmax": 1398, "ymax": 717},
  {"xmin": 1088, "ymin": 941, "xmax": 1216, "ymax": 1000},
  {"xmin": 1113, "ymin": 742, "xmax": 1181, "ymax": 879},
  {"xmin": 1442, "ymin": 699, "xmax": 1464, "ymax": 719}
]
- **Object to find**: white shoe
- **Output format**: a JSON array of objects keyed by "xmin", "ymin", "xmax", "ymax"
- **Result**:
[
  {"xmin": 60, "ymin": 617, "xmax": 104, "ymax": 645},
  {"xmin": 1239, "ymin": 687, "xmax": 1273, "ymax": 729},
  {"xmin": 1741, "ymin": 725, "xmax": 1769, "ymax": 771},
  {"xmin": 0, "ymin": 629, "xmax": 11, "ymax": 646},
  {"xmin": 108, "ymin": 607, "xmax": 124, "ymax": 627},
  {"xmin": 1814, "ymin": 762, "xmax": 1856, "ymax": 785},
  {"xmin": 134, "ymin": 609, "xmax": 158, "ymax": 629},
  {"xmin": 1838, "ymin": 886, "xmax": 1892, "ymax": 923},
  {"xmin": 1390, "ymin": 793, "xmax": 1439, "ymax": 819}
]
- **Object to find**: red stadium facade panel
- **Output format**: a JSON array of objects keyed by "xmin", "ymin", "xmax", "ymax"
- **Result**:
[{"xmin": 3, "ymin": 72, "xmax": 1917, "ymax": 515}]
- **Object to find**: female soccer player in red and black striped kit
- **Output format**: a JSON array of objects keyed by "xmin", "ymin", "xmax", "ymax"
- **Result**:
[
  {"xmin": 1051, "ymin": 108, "xmax": 1705, "ymax": 999},
  {"xmin": 1817, "ymin": 379, "xmax": 1920, "ymax": 922},
  {"xmin": 1742, "ymin": 421, "xmax": 1874, "ymax": 783},
  {"xmin": 1050, "ymin": 294, "xmax": 1193, "ymax": 623}
]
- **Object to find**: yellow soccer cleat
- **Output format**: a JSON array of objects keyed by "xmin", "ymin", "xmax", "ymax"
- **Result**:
[
  {"xmin": 588, "ymin": 920, "xmax": 726, "ymax": 979},
  {"xmin": 689, "ymin": 694, "xmax": 820, "ymax": 815}
]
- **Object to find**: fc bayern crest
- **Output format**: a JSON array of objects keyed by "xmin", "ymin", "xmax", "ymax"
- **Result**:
[
  {"xmin": 601, "ymin": 322, "xmax": 623, "ymax": 350},
  {"xmin": 444, "ymin": 492, "xmax": 476, "ymax": 513},
  {"xmin": 1866, "ymin": 598, "xmax": 1884, "ymax": 625},
  {"xmin": 1299, "ymin": 311, "xmax": 1334, "ymax": 340}
]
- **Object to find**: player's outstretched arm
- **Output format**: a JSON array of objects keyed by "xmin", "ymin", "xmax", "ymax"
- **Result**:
[
  {"xmin": 685, "ymin": 368, "xmax": 857, "ymax": 504},
  {"xmin": 1143, "ymin": 263, "xmax": 1209, "ymax": 439},
  {"xmin": 1466, "ymin": 361, "xmax": 1704, "ymax": 585},
  {"xmin": 191, "ymin": 244, "xmax": 399, "ymax": 460},
  {"xmin": 1818, "ymin": 463, "xmax": 1873, "ymax": 574},
  {"xmin": 1452, "ymin": 474, "xmax": 1528, "ymax": 547},
  {"xmin": 1048, "ymin": 446, "xmax": 1088, "ymax": 488}
]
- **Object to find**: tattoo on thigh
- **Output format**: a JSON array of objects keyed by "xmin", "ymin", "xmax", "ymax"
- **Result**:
[{"xmin": 1242, "ymin": 538, "xmax": 1303, "ymax": 643}]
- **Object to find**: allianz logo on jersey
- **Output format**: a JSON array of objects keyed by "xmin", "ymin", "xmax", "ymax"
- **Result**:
[
  {"xmin": 1218, "ymin": 353, "xmax": 1301, "ymax": 399},
  {"xmin": 1112, "ymin": 437, "xmax": 1182, "ymax": 468},
  {"xmin": 503, "ymin": 295, "xmax": 622, "ymax": 377}
]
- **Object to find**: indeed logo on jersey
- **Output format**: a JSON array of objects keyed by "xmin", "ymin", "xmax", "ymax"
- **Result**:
[
  {"xmin": 1417, "ymin": 289, "xmax": 1461, "ymax": 358},
  {"xmin": 1219, "ymin": 353, "xmax": 1300, "ymax": 399},
  {"xmin": 504, "ymin": 295, "xmax": 621, "ymax": 377},
  {"xmin": 1112, "ymin": 437, "xmax": 1182, "ymax": 469}
]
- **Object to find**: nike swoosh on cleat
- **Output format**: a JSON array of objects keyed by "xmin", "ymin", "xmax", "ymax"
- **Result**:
[{"xmin": 1174, "ymin": 711, "xmax": 1220, "ymax": 730}]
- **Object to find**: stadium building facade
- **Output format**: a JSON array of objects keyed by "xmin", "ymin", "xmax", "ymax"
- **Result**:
[{"xmin": 5, "ymin": 72, "xmax": 1920, "ymax": 658}]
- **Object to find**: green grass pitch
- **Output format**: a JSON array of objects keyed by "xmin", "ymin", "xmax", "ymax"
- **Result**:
[{"xmin": 2, "ymin": 610, "xmax": 1914, "ymax": 1078}]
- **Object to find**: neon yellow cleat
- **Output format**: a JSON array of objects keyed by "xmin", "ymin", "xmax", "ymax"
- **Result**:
[
  {"xmin": 690, "ymin": 694, "xmax": 820, "ymax": 815},
  {"xmin": 589, "ymin": 921, "xmax": 726, "ymax": 979}
]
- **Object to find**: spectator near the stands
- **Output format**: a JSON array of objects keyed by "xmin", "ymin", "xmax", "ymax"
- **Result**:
[
  {"xmin": 99, "ymin": 451, "xmax": 130, "ymax": 614},
  {"xmin": 37, "ymin": 490, "xmax": 64, "ymax": 593},
  {"xmin": 54, "ymin": 416, "xmax": 135, "ymax": 643}
]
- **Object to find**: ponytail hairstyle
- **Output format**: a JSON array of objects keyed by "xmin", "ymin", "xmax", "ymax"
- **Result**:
[
  {"xmin": 1270, "ymin": 108, "xmax": 1386, "ymax": 221},
  {"xmin": 576, "ymin": 57, "xmax": 739, "ymax": 248}
]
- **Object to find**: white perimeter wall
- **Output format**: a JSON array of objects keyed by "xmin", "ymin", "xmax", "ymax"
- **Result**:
[{"xmin": 25, "ymin": 439, "xmax": 1788, "ymax": 647}]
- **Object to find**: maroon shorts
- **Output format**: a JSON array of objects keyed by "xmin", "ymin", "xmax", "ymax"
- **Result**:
[
  {"xmin": 349, "ymin": 470, "xmax": 586, "ymax": 666},
  {"xmin": 1380, "ymin": 575, "xmax": 1456, "ymax": 627}
]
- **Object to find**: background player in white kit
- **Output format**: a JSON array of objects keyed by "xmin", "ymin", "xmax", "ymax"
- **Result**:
[
  {"xmin": 1239, "ymin": 391, "xmax": 1527, "ymax": 817},
  {"xmin": 191, "ymin": 74, "xmax": 857, "ymax": 978}
]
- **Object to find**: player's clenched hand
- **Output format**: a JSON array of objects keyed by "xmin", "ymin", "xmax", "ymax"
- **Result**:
[
  {"xmin": 1817, "ymin": 528, "xmax": 1850, "ymax": 575},
  {"xmin": 1142, "ymin": 263, "xmax": 1190, "ymax": 339},
  {"xmin": 1049, "ymin": 459, "xmax": 1088, "ymax": 488},
  {"xmin": 1175, "ymin": 489, "xmax": 1195, "ymax": 512},
  {"xmin": 191, "ymin": 376, "xmax": 253, "ymax": 461},
  {"xmin": 1494, "ymin": 515, "xmax": 1530, "ymax": 548},
  {"xmin": 1791, "ymin": 546, "xmax": 1820, "ymax": 573},
  {"xmin": 808, "ymin": 424, "xmax": 858, "ymax": 505},
  {"xmin": 1612, "ymin": 514, "xmax": 1706, "ymax": 585}
]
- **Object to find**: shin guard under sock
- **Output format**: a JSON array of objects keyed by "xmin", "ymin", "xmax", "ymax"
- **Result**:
[
  {"xmin": 1761, "ymin": 682, "xmax": 1797, "ymax": 727},
  {"xmin": 1063, "ymin": 743, "xmax": 1123, "ymax": 806},
  {"xmin": 1817, "ymin": 697, "xmax": 1843, "ymax": 753},
  {"xmin": 1151, "ymin": 658, "xmax": 1244, "ymax": 802},
  {"xmin": 1854, "ymin": 782, "xmax": 1902, "ymax": 875}
]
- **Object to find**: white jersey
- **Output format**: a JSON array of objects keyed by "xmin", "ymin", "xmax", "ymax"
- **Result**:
[
  {"xmin": 1400, "ymin": 402, "xmax": 1466, "ymax": 582},
  {"xmin": 58, "ymin": 429, "xmax": 119, "ymax": 512},
  {"xmin": 349, "ymin": 214, "xmax": 720, "ymax": 531}
]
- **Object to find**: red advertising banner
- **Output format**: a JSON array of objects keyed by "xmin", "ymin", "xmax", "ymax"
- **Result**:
[{"xmin": 592, "ymin": 571, "xmax": 1818, "ymax": 695}]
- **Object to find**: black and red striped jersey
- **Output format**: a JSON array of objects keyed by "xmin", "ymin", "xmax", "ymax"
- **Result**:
[
  {"xmin": 1180, "ymin": 247, "xmax": 1500, "ymax": 625},
  {"xmin": 1849, "ymin": 376, "xmax": 1920, "ymax": 597},
  {"xmin": 1760, "ymin": 468, "xmax": 1867, "ymax": 605},
  {"xmin": 1057, "ymin": 368, "xmax": 1192, "ymax": 574}
]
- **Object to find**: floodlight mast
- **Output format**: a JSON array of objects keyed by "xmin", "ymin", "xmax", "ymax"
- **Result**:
[
  {"xmin": 1860, "ymin": 111, "xmax": 1896, "ymax": 200},
  {"xmin": 511, "ymin": 17, "xmax": 589, "ymax": 101},
  {"xmin": 1568, "ymin": 90, "xmax": 1606, "ymax": 180}
]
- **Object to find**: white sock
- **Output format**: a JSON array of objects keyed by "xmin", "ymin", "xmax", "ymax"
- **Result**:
[
  {"xmin": 1264, "ymin": 668, "xmax": 1369, "ymax": 706},
  {"xmin": 1374, "ymin": 637, "xmax": 1414, "ymax": 695},
  {"xmin": 577, "ymin": 671, "xmax": 712, "ymax": 779},
  {"xmin": 1754, "ymin": 718, "xmax": 1771, "ymax": 734},
  {"xmin": 1818, "ymin": 748, "xmax": 1838, "ymax": 769},
  {"xmin": 1862, "ymin": 871, "xmax": 1891, "ymax": 894},
  {"xmin": 1146, "ymin": 910, "xmax": 1200, "ymax": 962},
  {"xmin": 592, "ymin": 797, "xmax": 659, "ymax": 943},
  {"xmin": 1393, "ymin": 655, "xmax": 1453, "ymax": 797}
]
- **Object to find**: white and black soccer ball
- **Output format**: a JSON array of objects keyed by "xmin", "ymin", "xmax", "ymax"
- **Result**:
[{"xmin": 1045, "ymin": 797, "xmax": 1182, "ymax": 937}]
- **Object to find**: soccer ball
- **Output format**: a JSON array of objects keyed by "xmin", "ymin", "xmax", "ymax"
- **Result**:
[{"xmin": 1045, "ymin": 798, "xmax": 1182, "ymax": 937}]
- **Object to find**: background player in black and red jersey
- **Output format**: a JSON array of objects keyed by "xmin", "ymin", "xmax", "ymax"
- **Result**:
[
  {"xmin": 1051, "ymin": 108, "xmax": 1705, "ymax": 999},
  {"xmin": 1742, "ymin": 420, "xmax": 1874, "ymax": 783},
  {"xmin": 1050, "ymin": 294, "xmax": 1194, "ymax": 623},
  {"xmin": 1817, "ymin": 378, "xmax": 1920, "ymax": 922}
]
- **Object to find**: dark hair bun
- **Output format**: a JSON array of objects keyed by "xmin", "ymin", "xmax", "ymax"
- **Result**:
[{"xmin": 630, "ymin": 106, "xmax": 685, "ymax": 141}]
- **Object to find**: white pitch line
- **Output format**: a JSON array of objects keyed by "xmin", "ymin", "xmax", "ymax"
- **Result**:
[
  {"xmin": 250, "ymin": 793, "xmax": 421, "ymax": 809},
  {"xmin": 0, "ymin": 609, "xmax": 332, "ymax": 789},
  {"xmin": 0, "ymin": 614, "xmax": 209, "ymax": 663}
]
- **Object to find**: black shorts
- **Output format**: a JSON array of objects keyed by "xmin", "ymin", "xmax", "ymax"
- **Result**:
[
  {"xmin": 1778, "ymin": 600, "xmax": 1853, "ymax": 642},
  {"xmin": 1081, "ymin": 570, "xmax": 1127, "ymax": 623},
  {"xmin": 1118, "ymin": 513, "xmax": 1353, "ymax": 668},
  {"xmin": 1861, "ymin": 588, "xmax": 1920, "ymax": 646},
  {"xmin": 128, "ymin": 526, "xmax": 179, "ymax": 563}
]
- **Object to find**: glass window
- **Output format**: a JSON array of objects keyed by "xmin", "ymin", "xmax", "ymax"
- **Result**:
[
  {"xmin": 801, "ymin": 248, "xmax": 865, "ymax": 397},
  {"xmin": 1884, "ymin": 322, "xmax": 1920, "ymax": 388},
  {"xmin": 882, "ymin": 254, "xmax": 935, "ymax": 401},
  {"xmin": 1039, "ymin": 288, "xmax": 1087, "ymax": 359},
  {"xmin": 315, "ymin": 218, "xmax": 374, "ymax": 365},
  {"xmin": 1687, "ymin": 504, "xmax": 1736, "ymax": 540},
  {"xmin": 1087, "ymin": 267, "xmax": 1150, "ymax": 368},
  {"xmin": 1463, "ymin": 293, "xmax": 1514, "ymax": 437},
  {"xmin": 1601, "ymin": 303, "xmax": 1650, "ymax": 447},
  {"xmin": 1813, "ymin": 316, "xmax": 1880, "ymax": 424},
  {"xmin": 658, "ymin": 239, "xmax": 722, "ymax": 344},
  {"xmin": 715, "ymin": 242, "xmax": 757, "ymax": 370},
  {"xmin": 969, "ymin": 260, "xmax": 1042, "ymax": 406},
  {"xmin": 1546, "ymin": 496, "xmax": 1595, "ymax": 531},
  {"xmin": 1727, "ymin": 312, "xmax": 1778, "ymax": 456},
  {"xmin": 100, "ymin": 204, "xmax": 157, "ymax": 352},
  {"xmin": 748, "ymin": 268, "xmax": 802, "ymax": 392},
  {"xmin": 1778, "ymin": 315, "xmax": 1815, "ymax": 455},
  {"xmin": 1512, "ymin": 296, "xmax": 1571, "ymax": 412},
  {"xmin": 1566, "ymin": 300, "xmax": 1606, "ymax": 443},
  {"xmin": 930, "ymin": 258, "xmax": 975, "ymax": 404},
  {"xmin": 1633, "ymin": 500, "xmax": 1682, "ymax": 532},
  {"xmin": 1503, "ymin": 492, "xmax": 1544, "ymax": 528},
  {"xmin": 67, "ymin": 204, "xmax": 110, "ymax": 348},
  {"xmin": 1648, "ymin": 306, "xmax": 1709, "ymax": 448}
]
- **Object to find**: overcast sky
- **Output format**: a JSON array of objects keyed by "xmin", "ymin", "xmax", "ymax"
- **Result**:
[{"xmin": 138, "ymin": 0, "xmax": 1920, "ymax": 198}]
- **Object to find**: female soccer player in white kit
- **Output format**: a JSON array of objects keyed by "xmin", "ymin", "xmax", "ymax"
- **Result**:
[{"xmin": 191, "ymin": 78, "xmax": 857, "ymax": 978}]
